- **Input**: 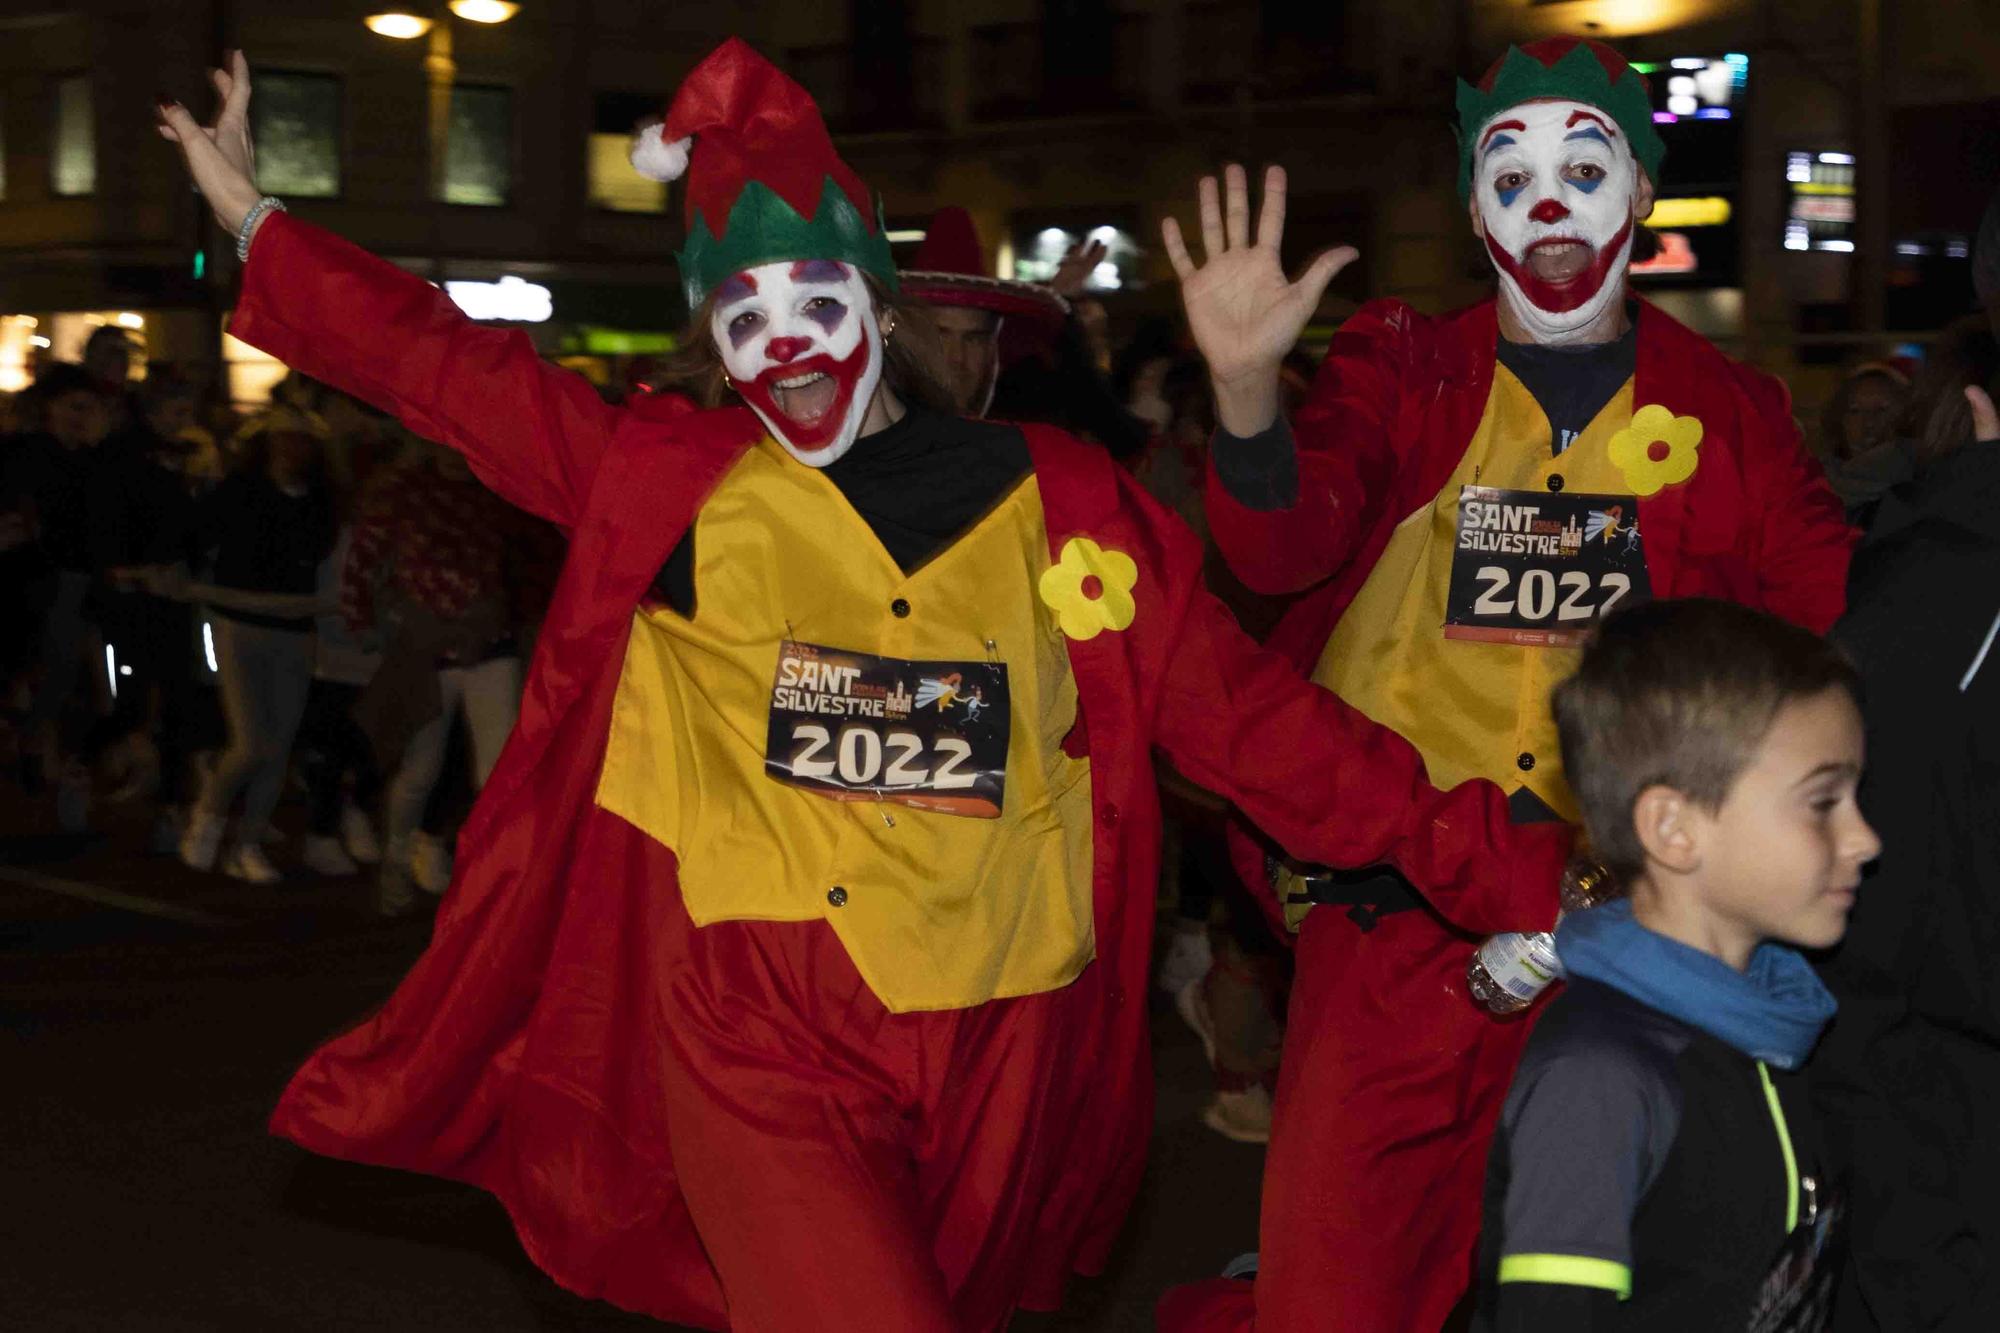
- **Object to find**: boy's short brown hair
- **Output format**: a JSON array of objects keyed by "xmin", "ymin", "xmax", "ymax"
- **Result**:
[{"xmin": 1553, "ymin": 599, "xmax": 1860, "ymax": 882}]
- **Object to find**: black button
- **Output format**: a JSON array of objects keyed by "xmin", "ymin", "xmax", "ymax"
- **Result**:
[
  {"xmin": 1547, "ymin": 474, "xmax": 1565, "ymax": 493},
  {"xmin": 1516, "ymin": 752, "xmax": 1536, "ymax": 772},
  {"xmin": 826, "ymin": 886, "xmax": 848, "ymax": 907},
  {"xmin": 890, "ymin": 598, "xmax": 911, "ymax": 618}
]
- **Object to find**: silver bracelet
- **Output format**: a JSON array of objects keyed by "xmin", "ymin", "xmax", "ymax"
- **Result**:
[{"xmin": 237, "ymin": 195, "xmax": 286, "ymax": 262}]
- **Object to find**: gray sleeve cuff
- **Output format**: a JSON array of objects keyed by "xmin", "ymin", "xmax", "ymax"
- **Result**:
[{"xmin": 1211, "ymin": 417, "xmax": 1299, "ymax": 511}]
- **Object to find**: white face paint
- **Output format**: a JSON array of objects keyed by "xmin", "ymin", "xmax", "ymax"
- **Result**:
[
  {"xmin": 710, "ymin": 258, "xmax": 884, "ymax": 467},
  {"xmin": 1472, "ymin": 98, "xmax": 1643, "ymax": 344}
]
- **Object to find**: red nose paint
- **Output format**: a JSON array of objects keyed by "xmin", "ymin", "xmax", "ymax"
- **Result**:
[
  {"xmin": 766, "ymin": 336, "xmax": 811, "ymax": 364},
  {"xmin": 1529, "ymin": 198, "xmax": 1570, "ymax": 225}
]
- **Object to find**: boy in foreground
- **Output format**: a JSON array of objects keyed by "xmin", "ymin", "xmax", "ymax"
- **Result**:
[{"xmin": 1475, "ymin": 599, "xmax": 1880, "ymax": 1330}]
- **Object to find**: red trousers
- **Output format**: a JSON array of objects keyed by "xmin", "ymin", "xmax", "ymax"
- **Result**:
[
  {"xmin": 658, "ymin": 891, "xmax": 1099, "ymax": 1332},
  {"xmin": 1158, "ymin": 902, "xmax": 1537, "ymax": 1332}
]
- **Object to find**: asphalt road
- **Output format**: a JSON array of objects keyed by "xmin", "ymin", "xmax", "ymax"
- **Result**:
[{"xmin": 2, "ymin": 795, "xmax": 1263, "ymax": 1332}]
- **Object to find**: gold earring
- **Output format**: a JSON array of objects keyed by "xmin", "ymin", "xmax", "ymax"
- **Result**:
[{"xmin": 884, "ymin": 312, "xmax": 899, "ymax": 339}]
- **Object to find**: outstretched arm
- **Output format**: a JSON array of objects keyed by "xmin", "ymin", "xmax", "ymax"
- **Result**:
[
  {"xmin": 1202, "ymin": 299, "xmax": 1420, "ymax": 594},
  {"xmin": 157, "ymin": 54, "xmax": 618, "ymax": 529},
  {"xmin": 1152, "ymin": 572, "xmax": 1567, "ymax": 938}
]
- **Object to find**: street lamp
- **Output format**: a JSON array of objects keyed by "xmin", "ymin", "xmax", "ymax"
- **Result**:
[
  {"xmin": 448, "ymin": 1, "xmax": 520, "ymax": 22},
  {"xmin": 364, "ymin": 3, "xmax": 520, "ymax": 221},
  {"xmin": 364, "ymin": 12, "xmax": 433, "ymax": 39}
]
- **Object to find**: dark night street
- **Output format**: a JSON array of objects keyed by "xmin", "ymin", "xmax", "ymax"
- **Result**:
[{"xmin": 2, "ymin": 797, "xmax": 1261, "ymax": 1332}]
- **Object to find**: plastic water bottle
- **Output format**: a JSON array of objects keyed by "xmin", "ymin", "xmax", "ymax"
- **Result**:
[{"xmin": 1466, "ymin": 859, "xmax": 1616, "ymax": 1014}]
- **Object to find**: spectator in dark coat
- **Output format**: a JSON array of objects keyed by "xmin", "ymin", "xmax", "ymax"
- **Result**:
[{"xmin": 1818, "ymin": 320, "xmax": 2000, "ymax": 1331}]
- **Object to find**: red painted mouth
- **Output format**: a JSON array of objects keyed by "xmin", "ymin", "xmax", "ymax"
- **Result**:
[
  {"xmin": 1485, "ymin": 218, "xmax": 1634, "ymax": 314},
  {"xmin": 738, "ymin": 338, "xmax": 871, "ymax": 450}
]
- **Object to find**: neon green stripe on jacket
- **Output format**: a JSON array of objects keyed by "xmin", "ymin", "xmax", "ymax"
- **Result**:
[{"xmin": 1498, "ymin": 1253, "xmax": 1633, "ymax": 1300}]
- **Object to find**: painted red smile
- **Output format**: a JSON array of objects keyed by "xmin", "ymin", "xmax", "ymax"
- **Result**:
[
  {"xmin": 738, "ymin": 338, "xmax": 871, "ymax": 450},
  {"xmin": 1485, "ymin": 218, "xmax": 1634, "ymax": 314}
]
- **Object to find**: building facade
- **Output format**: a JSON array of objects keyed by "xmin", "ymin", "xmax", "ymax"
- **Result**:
[{"xmin": 1, "ymin": 0, "xmax": 1994, "ymax": 417}]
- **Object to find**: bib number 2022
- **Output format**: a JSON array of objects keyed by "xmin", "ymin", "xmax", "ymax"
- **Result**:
[
  {"xmin": 788, "ymin": 722, "xmax": 979, "ymax": 790},
  {"xmin": 1471, "ymin": 566, "xmax": 1633, "ymax": 624}
]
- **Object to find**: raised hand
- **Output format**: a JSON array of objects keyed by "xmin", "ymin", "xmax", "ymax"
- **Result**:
[
  {"xmin": 1049, "ymin": 239, "xmax": 1108, "ymax": 299},
  {"xmin": 155, "ymin": 50, "xmax": 262, "ymax": 236},
  {"xmin": 1162, "ymin": 164, "xmax": 1356, "ymax": 436}
]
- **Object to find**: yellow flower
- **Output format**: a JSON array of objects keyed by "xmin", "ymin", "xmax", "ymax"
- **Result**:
[
  {"xmin": 1606, "ymin": 403, "xmax": 1704, "ymax": 497},
  {"xmin": 1039, "ymin": 536, "xmax": 1138, "ymax": 641}
]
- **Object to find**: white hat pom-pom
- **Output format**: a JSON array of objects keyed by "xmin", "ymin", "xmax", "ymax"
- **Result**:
[{"xmin": 630, "ymin": 125, "xmax": 692, "ymax": 183}]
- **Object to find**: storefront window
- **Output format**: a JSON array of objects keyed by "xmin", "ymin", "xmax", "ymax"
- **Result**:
[
  {"xmin": 253, "ymin": 72, "xmax": 342, "ymax": 198},
  {"xmin": 588, "ymin": 91, "xmax": 666, "ymax": 214},
  {"xmin": 445, "ymin": 84, "xmax": 512, "ymax": 207},
  {"xmin": 223, "ymin": 328, "xmax": 286, "ymax": 408},
  {"xmin": 53, "ymin": 75, "xmax": 95, "ymax": 196}
]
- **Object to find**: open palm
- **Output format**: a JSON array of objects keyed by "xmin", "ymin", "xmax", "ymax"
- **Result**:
[{"xmin": 1163, "ymin": 164, "xmax": 1355, "ymax": 391}]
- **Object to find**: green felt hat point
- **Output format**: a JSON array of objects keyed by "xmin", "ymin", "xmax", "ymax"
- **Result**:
[
  {"xmin": 677, "ymin": 176, "xmax": 899, "ymax": 312},
  {"xmin": 1455, "ymin": 41, "xmax": 1666, "ymax": 201}
]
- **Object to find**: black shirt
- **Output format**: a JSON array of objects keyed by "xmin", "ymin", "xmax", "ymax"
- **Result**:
[
  {"xmin": 1495, "ymin": 319, "xmax": 1638, "ymax": 457},
  {"xmin": 651, "ymin": 407, "xmax": 1030, "ymax": 613},
  {"xmin": 88, "ymin": 427, "xmax": 200, "ymax": 571},
  {"xmin": 1474, "ymin": 979, "xmax": 1836, "ymax": 1332},
  {"xmin": 194, "ymin": 470, "xmax": 338, "ymax": 631}
]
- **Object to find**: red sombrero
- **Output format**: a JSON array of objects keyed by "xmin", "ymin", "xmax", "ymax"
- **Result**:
[{"xmin": 900, "ymin": 207, "xmax": 1070, "ymax": 331}]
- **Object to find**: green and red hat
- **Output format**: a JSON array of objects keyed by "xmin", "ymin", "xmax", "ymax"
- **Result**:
[
  {"xmin": 629, "ymin": 38, "xmax": 897, "ymax": 311},
  {"xmin": 1455, "ymin": 36, "xmax": 1666, "ymax": 200}
]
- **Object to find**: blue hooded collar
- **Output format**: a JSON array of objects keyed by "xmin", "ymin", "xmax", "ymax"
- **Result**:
[{"xmin": 1556, "ymin": 898, "xmax": 1837, "ymax": 1070}]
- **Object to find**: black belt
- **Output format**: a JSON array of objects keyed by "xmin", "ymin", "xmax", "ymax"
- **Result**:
[
  {"xmin": 1280, "ymin": 789, "xmax": 1563, "ymax": 934},
  {"xmin": 1287, "ymin": 866, "xmax": 1424, "ymax": 933}
]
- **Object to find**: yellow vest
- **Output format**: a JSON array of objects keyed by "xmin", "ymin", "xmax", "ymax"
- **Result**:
[
  {"xmin": 1315, "ymin": 366, "xmax": 1638, "ymax": 821},
  {"xmin": 594, "ymin": 438, "xmax": 1096, "ymax": 1014}
]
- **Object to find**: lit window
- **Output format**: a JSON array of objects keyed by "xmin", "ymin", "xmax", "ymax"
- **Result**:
[
  {"xmin": 53, "ymin": 75, "xmax": 95, "ymax": 196},
  {"xmin": 253, "ymin": 72, "xmax": 342, "ymax": 198},
  {"xmin": 588, "ymin": 91, "xmax": 666, "ymax": 214},
  {"xmin": 444, "ymin": 84, "xmax": 512, "ymax": 206}
]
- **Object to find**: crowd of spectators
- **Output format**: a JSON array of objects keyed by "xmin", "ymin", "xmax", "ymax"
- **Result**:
[{"xmin": 1, "ymin": 331, "xmax": 559, "ymax": 914}]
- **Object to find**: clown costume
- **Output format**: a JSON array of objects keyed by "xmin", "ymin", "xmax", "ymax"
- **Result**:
[
  {"xmin": 1159, "ymin": 36, "xmax": 1853, "ymax": 1333},
  {"xmin": 157, "ymin": 38, "xmax": 1568, "ymax": 1333}
]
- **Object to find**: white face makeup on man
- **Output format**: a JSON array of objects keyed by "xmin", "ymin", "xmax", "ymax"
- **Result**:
[
  {"xmin": 1471, "ymin": 98, "xmax": 1647, "ymax": 345},
  {"xmin": 710, "ymin": 258, "xmax": 884, "ymax": 467}
]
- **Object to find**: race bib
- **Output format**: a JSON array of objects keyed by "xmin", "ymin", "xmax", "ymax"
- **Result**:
[
  {"xmin": 1444, "ymin": 485, "xmax": 1653, "ymax": 647},
  {"xmin": 765, "ymin": 640, "xmax": 1009, "ymax": 818}
]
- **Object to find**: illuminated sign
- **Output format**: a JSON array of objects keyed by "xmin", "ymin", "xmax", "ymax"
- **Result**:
[
  {"xmin": 1647, "ymin": 197, "xmax": 1732, "ymax": 229},
  {"xmin": 1784, "ymin": 152, "xmax": 1857, "ymax": 253},
  {"xmin": 1631, "ymin": 232, "xmax": 1698, "ymax": 275},
  {"xmin": 443, "ymin": 275, "xmax": 554, "ymax": 322},
  {"xmin": 1637, "ymin": 54, "xmax": 1747, "ymax": 124}
]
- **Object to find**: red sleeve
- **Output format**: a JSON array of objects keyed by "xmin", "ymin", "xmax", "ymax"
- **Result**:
[
  {"xmin": 230, "ymin": 212, "xmax": 620, "ymax": 531},
  {"xmin": 1737, "ymin": 368, "xmax": 1856, "ymax": 633},
  {"xmin": 1203, "ymin": 299, "xmax": 1421, "ymax": 595},
  {"xmin": 1152, "ymin": 562, "xmax": 1569, "ymax": 937}
]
